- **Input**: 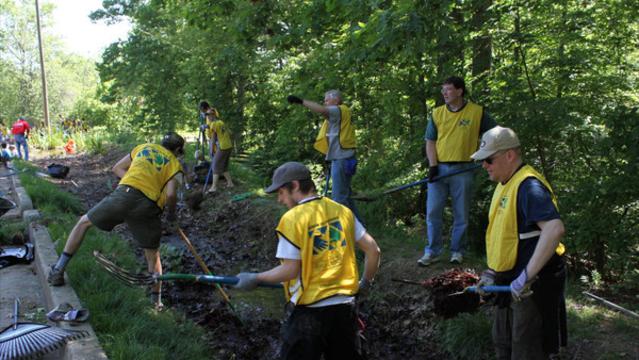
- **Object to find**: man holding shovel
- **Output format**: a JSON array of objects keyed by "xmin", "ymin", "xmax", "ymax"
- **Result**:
[
  {"xmin": 234, "ymin": 161, "xmax": 380, "ymax": 359},
  {"xmin": 418, "ymin": 76, "xmax": 497, "ymax": 266},
  {"xmin": 47, "ymin": 132, "xmax": 186, "ymax": 310},
  {"xmin": 471, "ymin": 126, "xmax": 567, "ymax": 360}
]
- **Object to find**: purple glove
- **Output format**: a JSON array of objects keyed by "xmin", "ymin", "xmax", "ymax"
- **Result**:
[{"xmin": 510, "ymin": 269, "xmax": 533, "ymax": 301}]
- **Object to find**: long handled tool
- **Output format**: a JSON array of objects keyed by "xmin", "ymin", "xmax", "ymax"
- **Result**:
[
  {"xmin": 176, "ymin": 227, "xmax": 233, "ymax": 304},
  {"xmin": 0, "ymin": 298, "xmax": 88, "ymax": 360},
  {"xmin": 391, "ymin": 278, "xmax": 510, "ymax": 295},
  {"xmin": 583, "ymin": 291, "xmax": 639, "ymax": 320},
  {"xmin": 93, "ymin": 251, "xmax": 281, "ymax": 288},
  {"xmin": 353, "ymin": 164, "xmax": 481, "ymax": 202}
]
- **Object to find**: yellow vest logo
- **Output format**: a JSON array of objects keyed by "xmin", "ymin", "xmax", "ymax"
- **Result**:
[
  {"xmin": 136, "ymin": 147, "xmax": 171, "ymax": 172},
  {"xmin": 459, "ymin": 119, "xmax": 471, "ymax": 127},
  {"xmin": 500, "ymin": 196, "xmax": 508, "ymax": 208},
  {"xmin": 308, "ymin": 220, "xmax": 346, "ymax": 255}
]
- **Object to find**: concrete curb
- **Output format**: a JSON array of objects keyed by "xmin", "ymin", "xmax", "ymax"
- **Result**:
[{"xmin": 12, "ymin": 171, "xmax": 108, "ymax": 359}]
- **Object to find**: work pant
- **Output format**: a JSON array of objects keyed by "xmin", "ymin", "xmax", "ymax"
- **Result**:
[
  {"xmin": 424, "ymin": 162, "xmax": 474, "ymax": 256},
  {"xmin": 493, "ymin": 297, "xmax": 546, "ymax": 360},
  {"xmin": 279, "ymin": 302, "xmax": 365, "ymax": 360},
  {"xmin": 14, "ymin": 134, "xmax": 28, "ymax": 161},
  {"xmin": 330, "ymin": 157, "xmax": 361, "ymax": 222}
]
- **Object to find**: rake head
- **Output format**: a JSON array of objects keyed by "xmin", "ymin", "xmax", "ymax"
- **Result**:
[
  {"xmin": 93, "ymin": 251, "xmax": 155, "ymax": 286},
  {"xmin": 0, "ymin": 323, "xmax": 88, "ymax": 360}
]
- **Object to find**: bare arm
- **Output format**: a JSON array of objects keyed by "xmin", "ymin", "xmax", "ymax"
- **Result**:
[
  {"xmin": 356, "ymin": 232, "xmax": 381, "ymax": 281},
  {"xmin": 112, "ymin": 154, "xmax": 132, "ymax": 179},
  {"xmin": 256, "ymin": 259, "xmax": 301, "ymax": 283},
  {"xmin": 525, "ymin": 219, "xmax": 565, "ymax": 279},
  {"xmin": 302, "ymin": 99, "xmax": 329, "ymax": 117},
  {"xmin": 426, "ymin": 140, "xmax": 438, "ymax": 167},
  {"xmin": 164, "ymin": 178, "xmax": 178, "ymax": 214}
]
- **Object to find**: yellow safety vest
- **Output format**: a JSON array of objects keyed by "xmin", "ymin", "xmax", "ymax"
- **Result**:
[
  {"xmin": 314, "ymin": 105, "xmax": 356, "ymax": 155},
  {"xmin": 120, "ymin": 144, "xmax": 183, "ymax": 209},
  {"xmin": 206, "ymin": 119, "xmax": 233, "ymax": 151},
  {"xmin": 486, "ymin": 165, "xmax": 566, "ymax": 272},
  {"xmin": 433, "ymin": 101, "xmax": 483, "ymax": 162},
  {"xmin": 276, "ymin": 197, "xmax": 359, "ymax": 305}
]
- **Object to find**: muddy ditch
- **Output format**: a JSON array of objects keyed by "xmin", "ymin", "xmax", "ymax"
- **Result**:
[{"xmin": 31, "ymin": 151, "xmax": 481, "ymax": 359}]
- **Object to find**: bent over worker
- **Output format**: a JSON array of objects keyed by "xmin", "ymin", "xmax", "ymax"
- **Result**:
[
  {"xmin": 287, "ymin": 90, "xmax": 361, "ymax": 221},
  {"xmin": 234, "ymin": 161, "xmax": 380, "ymax": 360},
  {"xmin": 472, "ymin": 126, "xmax": 567, "ymax": 360},
  {"xmin": 47, "ymin": 132, "xmax": 185, "ymax": 310}
]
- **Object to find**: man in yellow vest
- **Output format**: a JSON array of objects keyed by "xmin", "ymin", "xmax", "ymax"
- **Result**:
[
  {"xmin": 287, "ymin": 90, "xmax": 361, "ymax": 220},
  {"xmin": 471, "ymin": 126, "xmax": 567, "ymax": 360},
  {"xmin": 233, "ymin": 161, "xmax": 380, "ymax": 359},
  {"xmin": 418, "ymin": 76, "xmax": 497, "ymax": 266},
  {"xmin": 47, "ymin": 132, "xmax": 185, "ymax": 310}
]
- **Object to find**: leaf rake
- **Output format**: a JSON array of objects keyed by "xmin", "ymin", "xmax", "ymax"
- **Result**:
[{"xmin": 0, "ymin": 299, "xmax": 89, "ymax": 360}]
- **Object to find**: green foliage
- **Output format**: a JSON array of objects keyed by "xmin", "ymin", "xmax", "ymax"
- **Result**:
[
  {"xmin": 0, "ymin": 221, "xmax": 25, "ymax": 245},
  {"xmin": 16, "ymin": 163, "xmax": 83, "ymax": 214},
  {"xmin": 438, "ymin": 311, "xmax": 494, "ymax": 360}
]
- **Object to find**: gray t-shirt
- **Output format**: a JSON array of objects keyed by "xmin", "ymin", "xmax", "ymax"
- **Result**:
[{"xmin": 325, "ymin": 106, "xmax": 356, "ymax": 161}]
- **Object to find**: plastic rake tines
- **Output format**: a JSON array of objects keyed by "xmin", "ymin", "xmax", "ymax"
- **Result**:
[
  {"xmin": 93, "ymin": 251, "xmax": 155, "ymax": 286},
  {"xmin": 0, "ymin": 323, "xmax": 88, "ymax": 360}
]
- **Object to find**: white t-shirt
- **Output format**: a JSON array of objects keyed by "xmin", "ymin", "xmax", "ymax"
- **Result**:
[{"xmin": 276, "ymin": 195, "xmax": 366, "ymax": 307}]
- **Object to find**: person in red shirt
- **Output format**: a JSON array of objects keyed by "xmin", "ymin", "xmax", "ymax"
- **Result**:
[{"xmin": 11, "ymin": 117, "xmax": 31, "ymax": 161}]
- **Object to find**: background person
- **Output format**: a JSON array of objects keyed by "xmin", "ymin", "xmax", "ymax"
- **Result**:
[
  {"xmin": 287, "ymin": 90, "xmax": 361, "ymax": 221},
  {"xmin": 234, "ymin": 161, "xmax": 380, "ymax": 359},
  {"xmin": 47, "ymin": 132, "xmax": 186, "ymax": 310},
  {"xmin": 472, "ymin": 126, "xmax": 567, "ymax": 360},
  {"xmin": 418, "ymin": 76, "xmax": 497, "ymax": 266},
  {"xmin": 11, "ymin": 117, "xmax": 31, "ymax": 161},
  {"xmin": 205, "ymin": 108, "xmax": 234, "ymax": 193}
]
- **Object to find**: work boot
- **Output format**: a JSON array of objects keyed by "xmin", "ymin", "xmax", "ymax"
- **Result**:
[
  {"xmin": 417, "ymin": 253, "xmax": 439, "ymax": 267},
  {"xmin": 47, "ymin": 265, "xmax": 65, "ymax": 286},
  {"xmin": 450, "ymin": 252, "xmax": 463, "ymax": 264}
]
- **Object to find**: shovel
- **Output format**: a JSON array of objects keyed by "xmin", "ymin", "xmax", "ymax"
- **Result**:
[
  {"xmin": 448, "ymin": 285, "xmax": 511, "ymax": 296},
  {"xmin": 353, "ymin": 164, "xmax": 481, "ymax": 202}
]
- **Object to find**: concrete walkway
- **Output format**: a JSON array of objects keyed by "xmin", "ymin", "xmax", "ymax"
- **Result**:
[{"xmin": 0, "ymin": 164, "xmax": 107, "ymax": 359}]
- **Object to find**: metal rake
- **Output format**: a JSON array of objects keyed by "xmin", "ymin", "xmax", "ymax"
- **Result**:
[{"xmin": 0, "ymin": 298, "xmax": 88, "ymax": 360}]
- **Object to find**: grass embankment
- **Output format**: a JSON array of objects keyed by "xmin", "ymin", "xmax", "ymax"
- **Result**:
[{"xmin": 16, "ymin": 162, "xmax": 210, "ymax": 360}]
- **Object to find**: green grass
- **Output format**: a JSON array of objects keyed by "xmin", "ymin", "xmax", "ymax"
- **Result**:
[
  {"xmin": 0, "ymin": 221, "xmax": 25, "ymax": 245},
  {"xmin": 17, "ymin": 163, "xmax": 210, "ymax": 360}
]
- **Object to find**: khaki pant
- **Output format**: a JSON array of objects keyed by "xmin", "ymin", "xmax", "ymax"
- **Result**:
[{"xmin": 493, "ymin": 297, "xmax": 546, "ymax": 360}]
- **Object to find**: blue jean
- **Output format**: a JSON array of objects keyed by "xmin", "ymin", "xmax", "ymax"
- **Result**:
[
  {"xmin": 424, "ymin": 162, "xmax": 475, "ymax": 256},
  {"xmin": 14, "ymin": 134, "xmax": 29, "ymax": 161},
  {"xmin": 330, "ymin": 157, "xmax": 361, "ymax": 222}
]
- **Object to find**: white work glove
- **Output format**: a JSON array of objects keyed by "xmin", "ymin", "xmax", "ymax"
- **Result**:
[
  {"xmin": 510, "ymin": 269, "xmax": 535, "ymax": 302},
  {"xmin": 476, "ymin": 269, "xmax": 496, "ymax": 297},
  {"xmin": 234, "ymin": 272, "xmax": 259, "ymax": 291}
]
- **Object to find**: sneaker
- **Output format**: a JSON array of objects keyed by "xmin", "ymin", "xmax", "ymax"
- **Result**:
[
  {"xmin": 47, "ymin": 265, "xmax": 65, "ymax": 286},
  {"xmin": 450, "ymin": 252, "xmax": 463, "ymax": 264},
  {"xmin": 417, "ymin": 253, "xmax": 439, "ymax": 267}
]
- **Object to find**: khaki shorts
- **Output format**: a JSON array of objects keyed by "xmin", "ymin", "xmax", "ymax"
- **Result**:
[
  {"xmin": 88, "ymin": 185, "xmax": 162, "ymax": 249},
  {"xmin": 213, "ymin": 148, "xmax": 231, "ymax": 174}
]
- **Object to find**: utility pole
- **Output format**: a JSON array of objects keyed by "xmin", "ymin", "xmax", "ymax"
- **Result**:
[{"xmin": 35, "ymin": 0, "xmax": 51, "ymax": 135}]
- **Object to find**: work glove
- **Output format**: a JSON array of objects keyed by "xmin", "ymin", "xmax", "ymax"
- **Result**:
[
  {"xmin": 476, "ymin": 269, "xmax": 496, "ymax": 297},
  {"xmin": 510, "ymin": 269, "xmax": 535, "ymax": 302},
  {"xmin": 234, "ymin": 272, "xmax": 259, "ymax": 291},
  {"xmin": 200, "ymin": 124, "xmax": 209, "ymax": 131},
  {"xmin": 287, "ymin": 95, "xmax": 303, "ymax": 105},
  {"xmin": 428, "ymin": 166, "xmax": 439, "ymax": 182},
  {"xmin": 358, "ymin": 278, "xmax": 372, "ymax": 300}
]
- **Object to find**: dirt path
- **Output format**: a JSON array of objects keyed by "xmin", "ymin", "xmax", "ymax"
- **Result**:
[{"xmin": 29, "ymin": 150, "xmax": 638, "ymax": 360}]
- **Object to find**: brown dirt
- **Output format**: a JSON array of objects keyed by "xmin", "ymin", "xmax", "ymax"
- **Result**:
[{"xmin": 33, "ymin": 150, "xmax": 639, "ymax": 360}]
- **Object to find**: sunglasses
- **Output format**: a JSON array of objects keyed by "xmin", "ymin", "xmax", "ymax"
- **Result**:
[{"xmin": 482, "ymin": 151, "xmax": 506, "ymax": 165}]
